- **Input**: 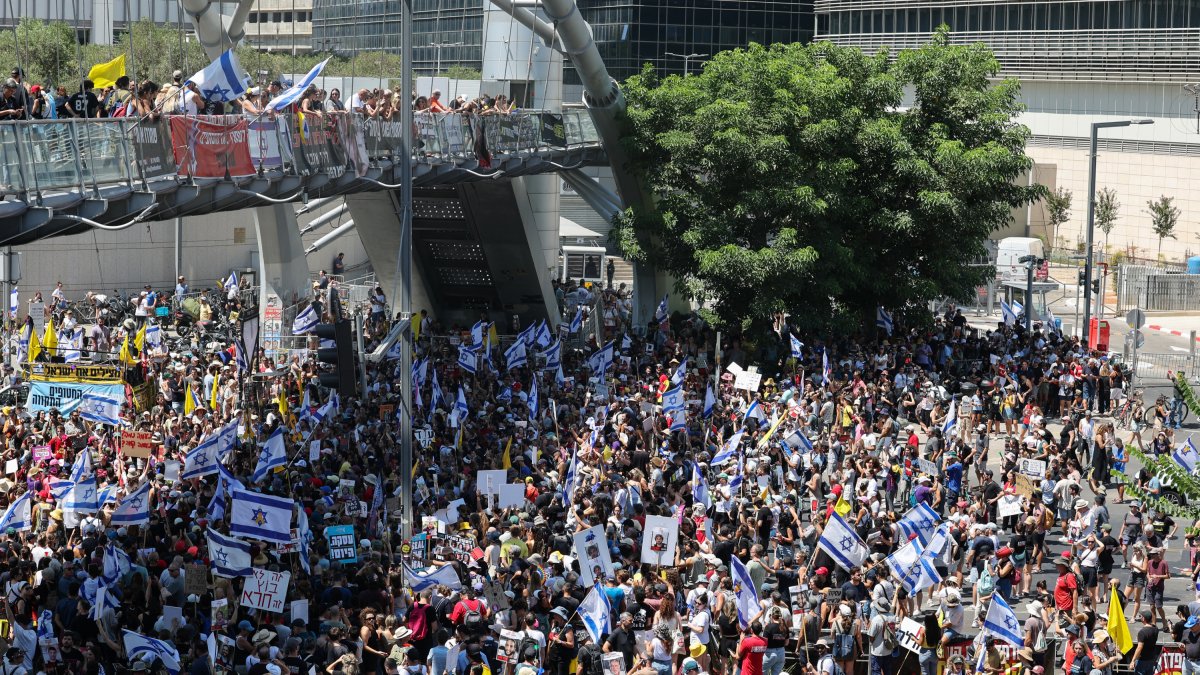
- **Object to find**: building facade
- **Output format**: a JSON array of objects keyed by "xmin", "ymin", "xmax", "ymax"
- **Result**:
[{"xmin": 814, "ymin": 0, "xmax": 1200, "ymax": 263}]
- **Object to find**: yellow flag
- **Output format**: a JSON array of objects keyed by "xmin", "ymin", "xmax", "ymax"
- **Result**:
[
  {"xmin": 757, "ymin": 412, "xmax": 787, "ymax": 448},
  {"xmin": 410, "ymin": 314, "xmax": 422, "ymax": 341},
  {"xmin": 1108, "ymin": 585, "xmax": 1133, "ymax": 653},
  {"xmin": 210, "ymin": 373, "xmax": 220, "ymax": 410},
  {"xmin": 87, "ymin": 53, "xmax": 126, "ymax": 89},
  {"xmin": 487, "ymin": 323, "xmax": 499, "ymax": 349},
  {"xmin": 277, "ymin": 387, "xmax": 289, "ymax": 418},
  {"xmin": 834, "ymin": 495, "xmax": 853, "ymax": 517},
  {"xmin": 134, "ymin": 323, "xmax": 146, "ymax": 351},
  {"xmin": 184, "ymin": 386, "xmax": 197, "ymax": 416},
  {"xmin": 42, "ymin": 319, "xmax": 57, "ymax": 353},
  {"xmin": 26, "ymin": 324, "xmax": 41, "ymax": 363},
  {"xmin": 501, "ymin": 437, "xmax": 512, "ymax": 469}
]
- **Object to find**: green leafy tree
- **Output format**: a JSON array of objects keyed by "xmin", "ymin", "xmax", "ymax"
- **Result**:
[
  {"xmin": 1147, "ymin": 195, "xmax": 1181, "ymax": 257},
  {"xmin": 0, "ymin": 19, "xmax": 78, "ymax": 87},
  {"xmin": 1094, "ymin": 187, "xmax": 1120, "ymax": 253},
  {"xmin": 1043, "ymin": 186, "xmax": 1072, "ymax": 252},
  {"xmin": 441, "ymin": 65, "xmax": 482, "ymax": 81},
  {"xmin": 611, "ymin": 29, "xmax": 1043, "ymax": 333}
]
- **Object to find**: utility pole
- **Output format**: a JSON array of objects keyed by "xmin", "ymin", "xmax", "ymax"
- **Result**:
[{"xmin": 398, "ymin": 0, "xmax": 415, "ymax": 545}]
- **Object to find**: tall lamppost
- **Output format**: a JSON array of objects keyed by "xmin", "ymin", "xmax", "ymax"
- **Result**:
[
  {"xmin": 431, "ymin": 41, "xmax": 464, "ymax": 75},
  {"xmin": 664, "ymin": 51, "xmax": 707, "ymax": 75},
  {"xmin": 1082, "ymin": 118, "xmax": 1154, "ymax": 345}
]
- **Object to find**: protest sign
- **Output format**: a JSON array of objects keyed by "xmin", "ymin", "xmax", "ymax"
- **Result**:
[
  {"xmin": 640, "ymin": 515, "xmax": 679, "ymax": 566},
  {"xmin": 897, "ymin": 617, "xmax": 924, "ymax": 654},
  {"xmin": 169, "ymin": 116, "xmax": 255, "ymax": 178},
  {"xmin": 998, "ymin": 494, "xmax": 1024, "ymax": 518},
  {"xmin": 1014, "ymin": 474, "xmax": 1038, "ymax": 499},
  {"xmin": 31, "ymin": 445, "xmax": 51, "ymax": 462},
  {"xmin": 917, "ymin": 458, "xmax": 938, "ymax": 476},
  {"xmin": 290, "ymin": 599, "xmax": 309, "ymax": 626},
  {"xmin": 1018, "ymin": 458, "xmax": 1047, "ymax": 479},
  {"xmin": 498, "ymin": 484, "xmax": 525, "ymax": 508},
  {"xmin": 184, "ymin": 564, "xmax": 208, "ymax": 596},
  {"xmin": 476, "ymin": 470, "xmax": 506, "ymax": 496},
  {"xmin": 241, "ymin": 568, "xmax": 291, "ymax": 613},
  {"xmin": 326, "ymin": 524, "xmax": 358, "ymax": 564},
  {"xmin": 122, "ymin": 431, "xmax": 156, "ymax": 458},
  {"xmin": 574, "ymin": 525, "xmax": 615, "ymax": 587}
]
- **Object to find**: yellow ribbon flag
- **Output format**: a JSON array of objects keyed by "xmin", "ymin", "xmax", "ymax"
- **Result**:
[
  {"xmin": 756, "ymin": 411, "xmax": 788, "ymax": 448},
  {"xmin": 501, "ymin": 437, "xmax": 512, "ymax": 469},
  {"xmin": 487, "ymin": 322, "xmax": 499, "ymax": 350},
  {"xmin": 184, "ymin": 386, "xmax": 197, "ymax": 416},
  {"xmin": 210, "ymin": 373, "xmax": 220, "ymax": 410},
  {"xmin": 276, "ymin": 387, "xmax": 289, "ymax": 418},
  {"xmin": 26, "ymin": 323, "xmax": 41, "ymax": 363},
  {"xmin": 87, "ymin": 53, "xmax": 126, "ymax": 89},
  {"xmin": 1108, "ymin": 585, "xmax": 1133, "ymax": 653},
  {"xmin": 134, "ymin": 323, "xmax": 146, "ymax": 351},
  {"xmin": 834, "ymin": 495, "xmax": 853, "ymax": 518},
  {"xmin": 41, "ymin": 319, "xmax": 57, "ymax": 353},
  {"xmin": 119, "ymin": 335, "xmax": 133, "ymax": 364}
]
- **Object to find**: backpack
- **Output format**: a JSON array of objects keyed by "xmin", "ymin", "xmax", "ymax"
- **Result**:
[
  {"xmin": 577, "ymin": 643, "xmax": 604, "ymax": 675},
  {"xmin": 977, "ymin": 563, "xmax": 995, "ymax": 597},
  {"xmin": 819, "ymin": 654, "xmax": 847, "ymax": 675},
  {"xmin": 461, "ymin": 600, "xmax": 485, "ymax": 633},
  {"xmin": 832, "ymin": 631, "xmax": 855, "ymax": 659},
  {"xmin": 881, "ymin": 619, "xmax": 898, "ymax": 653}
]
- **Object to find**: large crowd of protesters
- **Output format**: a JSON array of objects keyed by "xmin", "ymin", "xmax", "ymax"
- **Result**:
[{"xmin": 0, "ymin": 265, "xmax": 1193, "ymax": 675}]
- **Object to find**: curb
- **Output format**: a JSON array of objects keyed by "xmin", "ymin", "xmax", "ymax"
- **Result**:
[{"xmin": 1145, "ymin": 324, "xmax": 1200, "ymax": 342}]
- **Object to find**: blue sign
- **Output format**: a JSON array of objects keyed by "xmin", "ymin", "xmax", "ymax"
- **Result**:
[
  {"xmin": 326, "ymin": 524, "xmax": 358, "ymax": 564},
  {"xmin": 25, "ymin": 382, "xmax": 125, "ymax": 414}
]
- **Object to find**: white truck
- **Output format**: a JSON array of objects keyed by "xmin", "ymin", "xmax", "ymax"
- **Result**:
[{"xmin": 995, "ymin": 237, "xmax": 1048, "ymax": 283}]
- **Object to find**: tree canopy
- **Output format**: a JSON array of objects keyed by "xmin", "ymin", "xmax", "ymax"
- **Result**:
[{"xmin": 611, "ymin": 29, "xmax": 1043, "ymax": 333}]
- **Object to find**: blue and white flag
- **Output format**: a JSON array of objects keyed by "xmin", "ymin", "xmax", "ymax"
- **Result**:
[
  {"xmin": 655, "ymin": 294, "xmax": 668, "ymax": 322},
  {"xmin": 457, "ymin": 345, "xmax": 477, "ymax": 375},
  {"xmin": 96, "ymin": 483, "xmax": 120, "ymax": 506},
  {"xmin": 234, "ymin": 339, "xmax": 249, "ymax": 372},
  {"xmin": 182, "ymin": 433, "xmax": 222, "ymax": 479},
  {"xmin": 102, "ymin": 541, "xmax": 131, "ymax": 584},
  {"xmin": 186, "ymin": 49, "xmax": 250, "ymax": 103},
  {"xmin": 1174, "ymin": 438, "xmax": 1200, "ymax": 473},
  {"xmin": 267, "ymin": 58, "xmax": 331, "ymax": 111},
  {"xmin": 981, "ymin": 592, "xmax": 1024, "ymax": 647},
  {"xmin": 412, "ymin": 357, "xmax": 429, "ymax": 387},
  {"xmin": 816, "ymin": 512, "xmax": 869, "ymax": 571},
  {"xmin": 729, "ymin": 555, "xmax": 761, "ymax": 628},
  {"xmin": 822, "ymin": 348, "xmax": 831, "ymax": 385},
  {"xmin": 454, "ymin": 386, "xmax": 469, "ymax": 426},
  {"xmin": 569, "ymin": 307, "xmax": 583, "ymax": 334},
  {"xmin": 712, "ymin": 431, "xmax": 745, "ymax": 466},
  {"xmin": 1001, "ymin": 300, "xmax": 1017, "ymax": 326},
  {"xmin": 790, "ymin": 334, "xmax": 804, "ymax": 359},
  {"xmin": 877, "ymin": 307, "xmax": 894, "ymax": 336},
  {"xmin": 78, "ymin": 391, "xmax": 124, "ymax": 426},
  {"xmin": 528, "ymin": 378, "xmax": 539, "ymax": 420},
  {"xmin": 587, "ymin": 341, "xmax": 615, "ymax": 374},
  {"xmin": 886, "ymin": 538, "xmax": 942, "ymax": 594},
  {"xmin": 62, "ymin": 327, "xmax": 83, "ymax": 362},
  {"xmin": 208, "ymin": 478, "xmax": 228, "ymax": 523},
  {"xmin": 145, "ymin": 324, "xmax": 162, "ymax": 348},
  {"xmin": 404, "ymin": 563, "xmax": 463, "ymax": 592},
  {"xmin": 292, "ymin": 304, "xmax": 319, "ymax": 334},
  {"xmin": 783, "ymin": 429, "xmax": 814, "ymax": 453},
  {"xmin": 896, "ymin": 503, "xmax": 941, "ymax": 545},
  {"xmin": 296, "ymin": 505, "xmax": 313, "ymax": 576},
  {"xmin": 579, "ymin": 583, "xmax": 612, "ymax": 645},
  {"xmin": 534, "ymin": 319, "xmax": 552, "ymax": 347},
  {"xmin": 743, "ymin": 401, "xmax": 764, "ymax": 426},
  {"xmin": 7, "ymin": 287, "xmax": 15, "ymax": 317},
  {"xmin": 728, "ymin": 454, "xmax": 745, "ymax": 492},
  {"xmin": 942, "ymin": 397, "xmax": 958, "ymax": 437},
  {"xmin": 670, "ymin": 357, "xmax": 688, "ymax": 386},
  {"xmin": 216, "ymin": 418, "xmax": 239, "ymax": 459},
  {"xmin": 504, "ymin": 340, "xmax": 528, "ymax": 371},
  {"xmin": 0, "ymin": 492, "xmax": 30, "ymax": 531},
  {"xmin": 70, "ymin": 448, "xmax": 92, "ymax": 483},
  {"xmin": 621, "ymin": 333, "xmax": 632, "ymax": 351},
  {"xmin": 109, "ymin": 480, "xmax": 151, "ymax": 526},
  {"xmin": 251, "ymin": 428, "xmax": 287, "ymax": 483},
  {"xmin": 430, "ymin": 370, "xmax": 445, "ymax": 410},
  {"xmin": 223, "ymin": 271, "xmax": 238, "ymax": 294},
  {"xmin": 516, "ymin": 322, "xmax": 536, "ymax": 347},
  {"xmin": 63, "ymin": 477, "xmax": 99, "ymax": 514},
  {"xmin": 703, "ymin": 385, "xmax": 716, "ymax": 418},
  {"xmin": 207, "ymin": 528, "xmax": 252, "ymax": 577},
  {"xmin": 123, "ymin": 629, "xmax": 182, "ymax": 671},
  {"xmin": 691, "ymin": 463, "xmax": 711, "ymax": 510},
  {"xmin": 562, "ymin": 448, "xmax": 579, "ymax": 509},
  {"xmin": 541, "ymin": 340, "xmax": 561, "ymax": 371},
  {"xmin": 229, "ymin": 489, "xmax": 293, "ymax": 544},
  {"xmin": 662, "ymin": 386, "xmax": 685, "ymax": 415},
  {"xmin": 923, "ymin": 523, "xmax": 952, "ymax": 560},
  {"xmin": 88, "ymin": 581, "xmax": 119, "ymax": 621}
]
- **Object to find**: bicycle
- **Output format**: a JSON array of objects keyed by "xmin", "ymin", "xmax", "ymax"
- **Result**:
[
  {"xmin": 1144, "ymin": 393, "xmax": 1190, "ymax": 427},
  {"xmin": 1114, "ymin": 389, "xmax": 1144, "ymax": 429}
]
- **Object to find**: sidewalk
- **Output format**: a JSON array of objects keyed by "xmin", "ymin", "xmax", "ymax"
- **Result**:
[{"xmin": 1142, "ymin": 316, "xmax": 1200, "ymax": 341}]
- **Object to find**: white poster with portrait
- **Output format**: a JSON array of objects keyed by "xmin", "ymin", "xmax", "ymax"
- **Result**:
[
  {"xmin": 573, "ymin": 525, "xmax": 615, "ymax": 587},
  {"xmin": 640, "ymin": 515, "xmax": 679, "ymax": 566}
]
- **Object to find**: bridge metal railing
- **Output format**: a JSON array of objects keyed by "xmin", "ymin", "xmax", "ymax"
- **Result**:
[{"xmin": 0, "ymin": 109, "xmax": 603, "ymax": 203}]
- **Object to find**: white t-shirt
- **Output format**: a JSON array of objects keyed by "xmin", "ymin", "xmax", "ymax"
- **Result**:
[{"xmin": 689, "ymin": 608, "xmax": 711, "ymax": 645}]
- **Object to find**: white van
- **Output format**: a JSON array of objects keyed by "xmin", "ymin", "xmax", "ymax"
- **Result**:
[{"xmin": 995, "ymin": 237, "xmax": 1047, "ymax": 283}]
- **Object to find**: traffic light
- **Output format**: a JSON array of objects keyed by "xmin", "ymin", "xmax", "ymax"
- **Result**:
[
  {"xmin": 313, "ymin": 320, "xmax": 356, "ymax": 397},
  {"xmin": 1077, "ymin": 268, "xmax": 1086, "ymax": 286},
  {"xmin": 1091, "ymin": 279, "xmax": 1100, "ymax": 295}
]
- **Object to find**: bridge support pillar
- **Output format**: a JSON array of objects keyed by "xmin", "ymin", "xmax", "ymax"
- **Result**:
[
  {"xmin": 253, "ymin": 203, "xmax": 311, "ymax": 308},
  {"xmin": 511, "ymin": 175, "xmax": 563, "ymax": 321},
  {"xmin": 344, "ymin": 191, "xmax": 435, "ymax": 318}
]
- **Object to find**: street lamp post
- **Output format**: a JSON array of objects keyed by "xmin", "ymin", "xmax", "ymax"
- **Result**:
[
  {"xmin": 1083, "ymin": 118, "xmax": 1154, "ymax": 346},
  {"xmin": 664, "ymin": 51, "xmax": 708, "ymax": 75},
  {"xmin": 430, "ymin": 41, "xmax": 464, "ymax": 76}
]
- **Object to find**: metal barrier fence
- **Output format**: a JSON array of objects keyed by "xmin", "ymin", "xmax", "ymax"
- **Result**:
[
  {"xmin": 1123, "ymin": 350, "xmax": 1199, "ymax": 383},
  {"xmin": 1115, "ymin": 263, "xmax": 1193, "ymax": 311},
  {"xmin": 0, "ymin": 109, "xmax": 602, "ymax": 200}
]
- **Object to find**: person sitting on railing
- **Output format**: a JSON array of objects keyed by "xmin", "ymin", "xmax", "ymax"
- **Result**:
[{"xmin": 0, "ymin": 80, "xmax": 26, "ymax": 120}]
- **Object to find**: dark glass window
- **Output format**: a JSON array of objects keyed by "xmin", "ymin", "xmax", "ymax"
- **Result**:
[
  {"xmin": 882, "ymin": 9, "xmax": 894, "ymax": 33},
  {"xmin": 978, "ymin": 5, "xmax": 992, "ymax": 32},
  {"xmin": 918, "ymin": 7, "xmax": 930, "ymax": 32}
]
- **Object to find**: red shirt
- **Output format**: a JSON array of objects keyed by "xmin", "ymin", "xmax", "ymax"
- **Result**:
[
  {"xmin": 738, "ymin": 635, "xmax": 768, "ymax": 675},
  {"xmin": 1054, "ymin": 572, "xmax": 1077, "ymax": 611}
]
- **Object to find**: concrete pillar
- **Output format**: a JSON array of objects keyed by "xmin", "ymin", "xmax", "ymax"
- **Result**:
[
  {"xmin": 253, "ymin": 203, "xmax": 311, "ymax": 308},
  {"xmin": 343, "ymin": 192, "xmax": 435, "ymax": 318}
]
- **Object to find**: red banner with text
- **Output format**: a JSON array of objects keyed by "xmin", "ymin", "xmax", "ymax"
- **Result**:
[{"xmin": 169, "ymin": 116, "xmax": 255, "ymax": 178}]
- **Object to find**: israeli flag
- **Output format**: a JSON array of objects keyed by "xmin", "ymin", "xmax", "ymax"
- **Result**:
[
  {"xmin": 790, "ymin": 334, "xmax": 803, "ymax": 358},
  {"xmin": 296, "ymin": 505, "xmax": 313, "ymax": 576},
  {"xmin": 229, "ymin": 489, "xmax": 293, "ymax": 544},
  {"xmin": 267, "ymin": 58, "xmax": 331, "ymax": 111},
  {"xmin": 186, "ymin": 49, "xmax": 250, "ymax": 102},
  {"xmin": 208, "ymin": 478, "xmax": 228, "ymax": 523},
  {"xmin": 123, "ymin": 629, "xmax": 182, "ymax": 671},
  {"xmin": 541, "ymin": 340, "xmax": 561, "ymax": 371},
  {"xmin": 102, "ymin": 541, "xmax": 131, "ymax": 584},
  {"xmin": 517, "ymin": 322, "xmax": 536, "ymax": 347},
  {"xmin": 96, "ymin": 483, "xmax": 120, "ymax": 506},
  {"xmin": 703, "ymin": 385, "xmax": 716, "ymax": 418},
  {"xmin": 730, "ymin": 555, "xmax": 761, "ymax": 628},
  {"xmin": 217, "ymin": 418, "xmax": 239, "ymax": 459},
  {"xmin": 310, "ymin": 396, "xmax": 337, "ymax": 425},
  {"xmin": 942, "ymin": 397, "xmax": 958, "ymax": 437},
  {"xmin": 404, "ymin": 563, "xmax": 463, "ymax": 592},
  {"xmin": 234, "ymin": 339, "xmax": 249, "ymax": 372},
  {"xmin": 64, "ymin": 476, "xmax": 99, "ymax": 513},
  {"xmin": 743, "ymin": 400, "xmax": 764, "ymax": 426},
  {"xmin": 662, "ymin": 386, "xmax": 685, "ymax": 415},
  {"xmin": 783, "ymin": 430, "xmax": 814, "ymax": 453},
  {"xmin": 207, "ymin": 528, "xmax": 253, "ymax": 577},
  {"xmin": 981, "ymin": 592, "xmax": 1024, "ymax": 647},
  {"xmin": 562, "ymin": 448, "xmax": 579, "ymax": 509},
  {"xmin": 251, "ymin": 428, "xmax": 287, "ymax": 483},
  {"xmin": 62, "ymin": 327, "xmax": 83, "ymax": 362},
  {"xmin": 292, "ymin": 304, "xmax": 319, "ymax": 334},
  {"xmin": 70, "ymin": 448, "xmax": 92, "ymax": 483},
  {"xmin": 670, "ymin": 357, "xmax": 688, "ymax": 386},
  {"xmin": 145, "ymin": 324, "xmax": 162, "ymax": 348},
  {"xmin": 1001, "ymin": 300, "xmax": 1017, "ymax": 326},
  {"xmin": 1174, "ymin": 438, "xmax": 1199, "ymax": 473},
  {"xmin": 579, "ymin": 584, "xmax": 612, "ymax": 645},
  {"xmin": 431, "ymin": 370, "xmax": 445, "ymax": 410},
  {"xmin": 7, "ymin": 287, "xmax": 15, "ymax": 317},
  {"xmin": 569, "ymin": 306, "xmax": 583, "ymax": 334},
  {"xmin": 505, "ymin": 339, "xmax": 528, "ymax": 370},
  {"xmin": 223, "ymin": 271, "xmax": 238, "ymax": 294},
  {"xmin": 110, "ymin": 480, "xmax": 151, "ymax": 526},
  {"xmin": 896, "ymin": 502, "xmax": 941, "ymax": 544},
  {"xmin": 822, "ymin": 348, "xmax": 831, "ymax": 385},
  {"xmin": 454, "ymin": 387, "xmax": 469, "ymax": 425},
  {"xmin": 621, "ymin": 333, "xmax": 632, "ymax": 351},
  {"xmin": 877, "ymin": 307, "xmax": 894, "ymax": 336},
  {"xmin": 88, "ymin": 582, "xmax": 119, "ymax": 621},
  {"xmin": 924, "ymin": 523, "xmax": 952, "ymax": 560},
  {"xmin": 78, "ymin": 392, "xmax": 124, "ymax": 427},
  {"xmin": 471, "ymin": 321, "xmax": 485, "ymax": 346},
  {"xmin": 886, "ymin": 538, "xmax": 942, "ymax": 594},
  {"xmin": 816, "ymin": 512, "xmax": 869, "ymax": 571},
  {"xmin": 587, "ymin": 341, "xmax": 615, "ymax": 374},
  {"xmin": 457, "ymin": 345, "xmax": 477, "ymax": 374},
  {"xmin": 534, "ymin": 319, "xmax": 552, "ymax": 347},
  {"xmin": 182, "ymin": 433, "xmax": 222, "ymax": 479},
  {"xmin": 217, "ymin": 461, "xmax": 245, "ymax": 492},
  {"xmin": 728, "ymin": 454, "xmax": 745, "ymax": 492},
  {"xmin": 0, "ymin": 492, "xmax": 31, "ymax": 531},
  {"xmin": 528, "ymin": 378, "xmax": 539, "ymax": 419},
  {"xmin": 712, "ymin": 431, "xmax": 744, "ymax": 466},
  {"xmin": 655, "ymin": 294, "xmax": 668, "ymax": 322},
  {"xmin": 691, "ymin": 463, "xmax": 711, "ymax": 510}
]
